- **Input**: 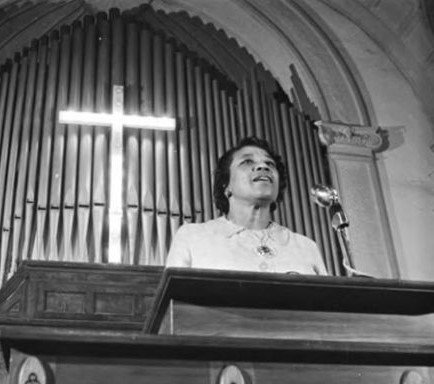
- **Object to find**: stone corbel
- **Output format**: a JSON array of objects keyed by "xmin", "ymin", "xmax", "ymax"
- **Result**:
[{"xmin": 314, "ymin": 120, "xmax": 383, "ymax": 151}]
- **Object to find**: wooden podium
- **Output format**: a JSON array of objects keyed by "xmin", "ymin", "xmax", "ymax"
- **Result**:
[
  {"xmin": 2, "ymin": 263, "xmax": 434, "ymax": 384},
  {"xmin": 146, "ymin": 268, "xmax": 434, "ymax": 346}
]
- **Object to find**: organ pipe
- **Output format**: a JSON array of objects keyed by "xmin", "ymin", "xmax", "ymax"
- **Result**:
[
  {"xmin": 77, "ymin": 16, "xmax": 96, "ymax": 263},
  {"xmin": 22, "ymin": 37, "xmax": 48, "ymax": 264},
  {"xmin": 186, "ymin": 57, "xmax": 203, "ymax": 223},
  {"xmin": 176, "ymin": 49, "xmax": 193, "ymax": 223},
  {"xmin": 10, "ymin": 41, "xmax": 38, "ymax": 275},
  {"xmin": 92, "ymin": 14, "xmax": 110, "ymax": 263},
  {"xmin": 1, "ymin": 51, "xmax": 28, "ymax": 280},
  {"xmin": 139, "ymin": 27, "xmax": 155, "ymax": 265},
  {"xmin": 153, "ymin": 32, "xmax": 168, "ymax": 265}
]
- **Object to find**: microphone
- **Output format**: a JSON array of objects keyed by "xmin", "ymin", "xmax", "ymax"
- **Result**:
[
  {"xmin": 310, "ymin": 184, "xmax": 338, "ymax": 208},
  {"xmin": 310, "ymin": 184, "xmax": 374, "ymax": 278},
  {"xmin": 311, "ymin": 185, "xmax": 348, "ymax": 230}
]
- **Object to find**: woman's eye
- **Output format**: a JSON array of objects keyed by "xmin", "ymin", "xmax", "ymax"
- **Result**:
[
  {"xmin": 266, "ymin": 161, "xmax": 276, "ymax": 168},
  {"xmin": 241, "ymin": 159, "xmax": 253, "ymax": 165}
]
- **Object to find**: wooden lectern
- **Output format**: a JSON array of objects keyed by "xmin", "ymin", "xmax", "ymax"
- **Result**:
[
  {"xmin": 147, "ymin": 268, "xmax": 434, "ymax": 345},
  {"xmin": 1, "ymin": 263, "xmax": 434, "ymax": 383}
]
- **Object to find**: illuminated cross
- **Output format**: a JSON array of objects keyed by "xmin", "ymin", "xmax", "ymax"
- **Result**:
[{"xmin": 59, "ymin": 85, "xmax": 176, "ymax": 263}]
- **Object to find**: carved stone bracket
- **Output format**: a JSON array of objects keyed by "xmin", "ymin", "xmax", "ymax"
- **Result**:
[{"xmin": 315, "ymin": 120, "xmax": 383, "ymax": 150}]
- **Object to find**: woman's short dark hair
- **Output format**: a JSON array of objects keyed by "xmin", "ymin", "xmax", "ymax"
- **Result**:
[{"xmin": 213, "ymin": 136, "xmax": 287, "ymax": 214}]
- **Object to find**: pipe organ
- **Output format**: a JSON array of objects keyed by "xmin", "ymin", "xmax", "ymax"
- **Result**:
[{"xmin": 0, "ymin": 5, "xmax": 341, "ymax": 285}]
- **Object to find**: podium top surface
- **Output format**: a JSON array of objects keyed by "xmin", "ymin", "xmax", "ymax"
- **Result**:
[{"xmin": 145, "ymin": 268, "xmax": 434, "ymax": 333}]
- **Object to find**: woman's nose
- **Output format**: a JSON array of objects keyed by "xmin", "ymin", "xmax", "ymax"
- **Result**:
[{"xmin": 254, "ymin": 162, "xmax": 270, "ymax": 171}]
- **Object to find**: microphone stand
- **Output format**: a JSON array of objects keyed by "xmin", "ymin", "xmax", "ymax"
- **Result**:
[
  {"xmin": 330, "ymin": 203, "xmax": 373, "ymax": 278},
  {"xmin": 311, "ymin": 184, "xmax": 373, "ymax": 278},
  {"xmin": 329, "ymin": 203, "xmax": 370, "ymax": 277}
]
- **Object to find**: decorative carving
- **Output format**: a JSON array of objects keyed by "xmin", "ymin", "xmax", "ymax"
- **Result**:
[
  {"xmin": 95, "ymin": 293, "xmax": 135, "ymax": 315},
  {"xmin": 44, "ymin": 291, "xmax": 85, "ymax": 314},
  {"xmin": 218, "ymin": 365, "xmax": 250, "ymax": 384},
  {"xmin": 7, "ymin": 300, "xmax": 20, "ymax": 313},
  {"xmin": 0, "ymin": 262, "xmax": 162, "ymax": 329},
  {"xmin": 25, "ymin": 373, "xmax": 40, "ymax": 384},
  {"xmin": 0, "ymin": 278, "xmax": 25, "ymax": 315},
  {"xmin": 400, "ymin": 370, "xmax": 426, "ymax": 384},
  {"xmin": 18, "ymin": 356, "xmax": 46, "ymax": 384},
  {"xmin": 315, "ymin": 120, "xmax": 383, "ymax": 150}
]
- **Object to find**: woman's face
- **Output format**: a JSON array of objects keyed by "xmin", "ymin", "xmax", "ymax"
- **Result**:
[{"xmin": 226, "ymin": 145, "xmax": 279, "ymax": 207}]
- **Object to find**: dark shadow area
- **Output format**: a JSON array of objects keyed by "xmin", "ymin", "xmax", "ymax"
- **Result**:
[{"xmin": 289, "ymin": 64, "xmax": 321, "ymax": 121}]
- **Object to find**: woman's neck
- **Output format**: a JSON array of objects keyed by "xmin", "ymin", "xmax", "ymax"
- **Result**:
[{"xmin": 226, "ymin": 203, "xmax": 271, "ymax": 230}]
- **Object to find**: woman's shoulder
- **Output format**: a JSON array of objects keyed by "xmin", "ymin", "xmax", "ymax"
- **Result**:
[
  {"xmin": 291, "ymin": 230, "xmax": 318, "ymax": 247},
  {"xmin": 175, "ymin": 221, "xmax": 203, "ymax": 237},
  {"xmin": 175, "ymin": 217, "xmax": 224, "ymax": 236}
]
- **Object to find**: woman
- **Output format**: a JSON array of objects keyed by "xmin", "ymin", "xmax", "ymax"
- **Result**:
[{"xmin": 166, "ymin": 137, "xmax": 327, "ymax": 275}]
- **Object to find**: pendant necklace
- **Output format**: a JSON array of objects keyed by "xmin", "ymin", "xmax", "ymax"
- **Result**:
[
  {"xmin": 254, "ymin": 224, "xmax": 276, "ymax": 271},
  {"xmin": 256, "ymin": 244, "xmax": 274, "ymax": 258},
  {"xmin": 255, "ymin": 222, "xmax": 275, "ymax": 257}
]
